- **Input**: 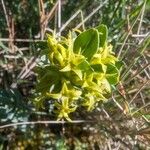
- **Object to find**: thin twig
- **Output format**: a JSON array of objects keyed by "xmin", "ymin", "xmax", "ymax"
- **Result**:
[
  {"xmin": 58, "ymin": 10, "xmax": 82, "ymax": 33},
  {"xmin": 57, "ymin": 0, "xmax": 61, "ymax": 37},
  {"xmin": 127, "ymin": 62, "xmax": 150, "ymax": 83},
  {"xmin": 102, "ymin": 108, "xmax": 110, "ymax": 118},
  {"xmin": 117, "ymin": 11, "xmax": 141, "ymax": 58},
  {"xmin": 39, "ymin": 0, "xmax": 59, "ymax": 39},
  {"xmin": 0, "ymin": 38, "xmax": 45, "ymax": 42},
  {"xmin": 11, "ymin": 57, "xmax": 37, "ymax": 88},
  {"xmin": 1, "ymin": 0, "xmax": 15, "ymax": 52},
  {"xmin": 20, "ymin": 59, "xmax": 37, "ymax": 79},
  {"xmin": 142, "ymin": 54, "xmax": 150, "ymax": 72},
  {"xmin": 129, "ymin": 80, "xmax": 150, "ymax": 104},
  {"xmin": 121, "ymin": 34, "xmax": 150, "ymax": 81},
  {"xmin": 112, "ymin": 94, "xmax": 124, "ymax": 112},
  {"xmin": 42, "ymin": 1, "xmax": 59, "ymax": 26},
  {"xmin": 140, "ymin": 92, "xmax": 146, "ymax": 106},
  {"xmin": 0, "ymin": 120, "xmax": 94, "ymax": 129},
  {"xmin": 17, "ymin": 57, "xmax": 35, "ymax": 79},
  {"xmin": 138, "ymin": 62, "xmax": 150, "ymax": 79},
  {"xmin": 75, "ymin": 0, "xmax": 108, "ymax": 29},
  {"xmin": 132, "ymin": 102, "xmax": 150, "ymax": 116},
  {"xmin": 132, "ymin": 33, "xmax": 149, "ymax": 38}
]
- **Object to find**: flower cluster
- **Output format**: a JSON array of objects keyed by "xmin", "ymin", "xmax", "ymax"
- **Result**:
[{"xmin": 35, "ymin": 25, "xmax": 121, "ymax": 121}]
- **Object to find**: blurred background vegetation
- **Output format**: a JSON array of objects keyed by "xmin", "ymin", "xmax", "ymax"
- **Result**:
[{"xmin": 0, "ymin": 0, "xmax": 150, "ymax": 149}]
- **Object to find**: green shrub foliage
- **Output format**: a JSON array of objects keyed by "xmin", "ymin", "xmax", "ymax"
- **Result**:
[{"xmin": 35, "ymin": 25, "xmax": 121, "ymax": 121}]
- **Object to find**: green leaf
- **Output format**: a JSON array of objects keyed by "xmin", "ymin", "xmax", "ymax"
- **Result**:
[
  {"xmin": 100, "ymin": 78, "xmax": 111, "ymax": 93},
  {"xmin": 77, "ymin": 60, "xmax": 91, "ymax": 71},
  {"xmin": 60, "ymin": 64, "xmax": 71, "ymax": 72},
  {"xmin": 91, "ymin": 64, "xmax": 104, "ymax": 73},
  {"xmin": 115, "ymin": 61, "xmax": 124, "ymax": 70},
  {"xmin": 56, "ymin": 138, "xmax": 68, "ymax": 150},
  {"xmin": 72, "ymin": 69, "xmax": 82, "ymax": 80},
  {"xmin": 36, "ymin": 67, "xmax": 60, "ymax": 93},
  {"xmin": 106, "ymin": 64, "xmax": 119, "ymax": 84},
  {"xmin": 101, "ymin": 54, "xmax": 118, "ymax": 64},
  {"xmin": 73, "ymin": 28, "xmax": 99, "ymax": 60},
  {"xmin": 96, "ymin": 24, "xmax": 108, "ymax": 47},
  {"xmin": 46, "ymin": 93, "xmax": 61, "ymax": 99}
]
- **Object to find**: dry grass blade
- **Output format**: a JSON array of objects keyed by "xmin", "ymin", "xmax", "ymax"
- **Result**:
[
  {"xmin": 132, "ymin": 102, "xmax": 150, "ymax": 116},
  {"xmin": 58, "ymin": 10, "xmax": 83, "ymax": 34},
  {"xmin": 1, "ymin": 0, "xmax": 15, "ymax": 52},
  {"xmin": 132, "ymin": 33, "xmax": 150, "ymax": 38},
  {"xmin": 127, "ymin": 62, "xmax": 150, "ymax": 83},
  {"xmin": 39, "ymin": 0, "xmax": 59, "ymax": 39},
  {"xmin": 121, "ymin": 34, "xmax": 150, "ymax": 81},
  {"xmin": 11, "ymin": 57, "xmax": 37, "ymax": 88},
  {"xmin": 117, "ymin": 10, "xmax": 142, "ymax": 58},
  {"xmin": 129, "ymin": 79, "xmax": 150, "ymax": 104},
  {"xmin": 112, "ymin": 94, "xmax": 124, "ymax": 112},
  {"xmin": 137, "ymin": 0, "xmax": 147, "ymax": 35},
  {"xmin": 75, "ymin": 0, "xmax": 108, "ymax": 29},
  {"xmin": 138, "ymin": 61, "xmax": 150, "ymax": 79},
  {"xmin": 1, "ymin": 0, "xmax": 9, "ymax": 28}
]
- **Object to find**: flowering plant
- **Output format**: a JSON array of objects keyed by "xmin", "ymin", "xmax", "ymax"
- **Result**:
[{"xmin": 35, "ymin": 24, "xmax": 122, "ymax": 121}]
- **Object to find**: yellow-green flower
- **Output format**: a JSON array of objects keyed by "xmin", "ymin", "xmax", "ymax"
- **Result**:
[
  {"xmin": 82, "ymin": 93, "xmax": 95, "ymax": 111},
  {"xmin": 100, "ymin": 44, "xmax": 118, "ymax": 64},
  {"xmin": 55, "ymin": 97, "xmax": 77, "ymax": 121},
  {"xmin": 46, "ymin": 82, "xmax": 82, "ymax": 101},
  {"xmin": 60, "ymin": 52, "xmax": 85, "ymax": 80}
]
